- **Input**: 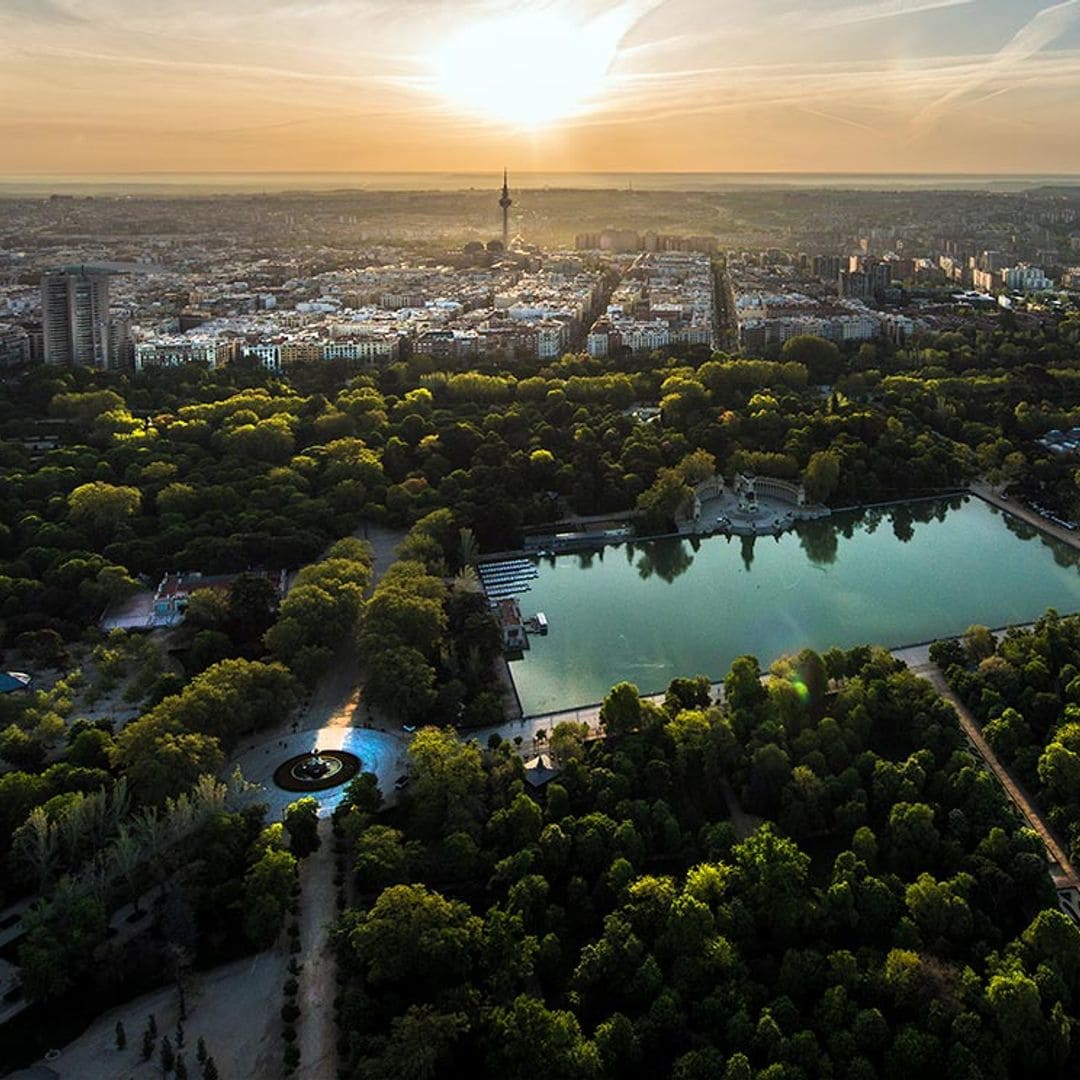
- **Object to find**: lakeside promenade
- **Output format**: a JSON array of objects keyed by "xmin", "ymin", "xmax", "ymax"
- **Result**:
[{"xmin": 970, "ymin": 479, "xmax": 1080, "ymax": 552}]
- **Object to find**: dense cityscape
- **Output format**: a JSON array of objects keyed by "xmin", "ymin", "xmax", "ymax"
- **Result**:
[{"xmin": 3, "ymin": 182, "xmax": 1079, "ymax": 375}]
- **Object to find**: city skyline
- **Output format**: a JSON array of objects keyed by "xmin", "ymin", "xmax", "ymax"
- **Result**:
[{"xmin": 1, "ymin": 0, "xmax": 1080, "ymax": 176}]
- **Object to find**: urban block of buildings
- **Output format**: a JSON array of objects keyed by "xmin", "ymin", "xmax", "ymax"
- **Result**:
[{"xmin": 586, "ymin": 252, "xmax": 715, "ymax": 357}]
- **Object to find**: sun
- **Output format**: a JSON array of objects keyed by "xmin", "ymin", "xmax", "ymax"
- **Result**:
[{"xmin": 429, "ymin": 10, "xmax": 619, "ymax": 129}]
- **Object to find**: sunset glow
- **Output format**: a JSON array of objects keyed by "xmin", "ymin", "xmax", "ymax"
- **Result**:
[
  {"xmin": 0, "ymin": 0, "xmax": 1079, "ymax": 173},
  {"xmin": 429, "ymin": 11, "xmax": 618, "ymax": 129}
]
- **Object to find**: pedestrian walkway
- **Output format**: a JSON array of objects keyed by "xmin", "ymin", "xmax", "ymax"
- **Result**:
[
  {"xmin": 293, "ymin": 817, "xmax": 338, "ymax": 1080},
  {"xmin": 910, "ymin": 660, "xmax": 1080, "ymax": 892},
  {"xmin": 469, "ymin": 681, "xmax": 725, "ymax": 754},
  {"xmin": 970, "ymin": 480, "xmax": 1080, "ymax": 554}
]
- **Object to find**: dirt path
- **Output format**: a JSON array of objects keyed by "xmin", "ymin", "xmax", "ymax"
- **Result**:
[
  {"xmin": 912, "ymin": 660, "xmax": 1080, "ymax": 891},
  {"xmin": 719, "ymin": 777, "xmax": 760, "ymax": 840},
  {"xmin": 294, "ymin": 817, "xmax": 338, "ymax": 1080}
]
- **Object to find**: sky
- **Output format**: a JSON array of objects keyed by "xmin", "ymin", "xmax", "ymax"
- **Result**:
[{"xmin": 1, "ymin": 0, "xmax": 1079, "ymax": 175}]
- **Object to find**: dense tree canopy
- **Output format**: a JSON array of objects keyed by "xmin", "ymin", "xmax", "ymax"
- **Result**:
[{"xmin": 333, "ymin": 646, "xmax": 1079, "ymax": 1079}]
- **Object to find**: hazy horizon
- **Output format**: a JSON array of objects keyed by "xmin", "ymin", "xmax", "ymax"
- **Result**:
[{"xmin": 2, "ymin": 169, "xmax": 1080, "ymax": 199}]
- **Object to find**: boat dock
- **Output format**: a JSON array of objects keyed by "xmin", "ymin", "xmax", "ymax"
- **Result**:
[{"xmin": 478, "ymin": 558, "xmax": 539, "ymax": 601}]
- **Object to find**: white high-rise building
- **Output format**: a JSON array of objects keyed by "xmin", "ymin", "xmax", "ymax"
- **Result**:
[{"xmin": 1002, "ymin": 265, "xmax": 1053, "ymax": 292}]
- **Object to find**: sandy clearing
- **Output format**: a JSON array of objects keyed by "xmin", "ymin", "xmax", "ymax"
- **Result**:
[{"xmin": 37, "ymin": 948, "xmax": 286, "ymax": 1080}]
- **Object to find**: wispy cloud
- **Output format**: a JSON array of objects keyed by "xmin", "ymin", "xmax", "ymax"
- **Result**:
[
  {"xmin": 805, "ymin": 0, "xmax": 978, "ymax": 29},
  {"xmin": 911, "ymin": 0, "xmax": 1080, "ymax": 133},
  {"xmin": 3, "ymin": 0, "xmax": 1080, "ymax": 171}
]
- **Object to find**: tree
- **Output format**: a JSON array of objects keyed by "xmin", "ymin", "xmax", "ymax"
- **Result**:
[
  {"xmin": 67, "ymin": 481, "xmax": 141, "ymax": 541},
  {"xmin": 264, "ymin": 546, "xmax": 371, "ymax": 681},
  {"xmin": 781, "ymin": 335, "xmax": 843, "ymax": 384},
  {"xmin": 111, "ymin": 713, "xmax": 224, "ymax": 804},
  {"xmin": 723, "ymin": 1053, "xmax": 752, "ymax": 1080},
  {"xmin": 357, "ymin": 1005, "xmax": 469, "ymax": 1080},
  {"xmin": 161, "ymin": 1034, "xmax": 175, "ymax": 1073},
  {"xmin": 599, "ymin": 682, "xmax": 641, "ymax": 737},
  {"xmin": 183, "ymin": 588, "xmax": 231, "ymax": 632},
  {"xmin": 731, "ymin": 824, "xmax": 810, "ymax": 940},
  {"xmin": 664, "ymin": 675, "xmax": 713, "ymax": 714},
  {"xmin": 364, "ymin": 646, "xmax": 438, "ymax": 723},
  {"xmin": 15, "ymin": 628, "xmax": 67, "ymax": 668},
  {"xmin": 190, "ymin": 630, "xmax": 233, "ymax": 673},
  {"xmin": 340, "ymin": 772, "xmax": 384, "ymax": 816},
  {"xmin": 962, "ymin": 625, "xmax": 996, "ymax": 663},
  {"xmin": 723, "ymin": 655, "xmax": 767, "ymax": 722},
  {"xmin": 1021, "ymin": 909, "xmax": 1080, "ymax": 998},
  {"xmin": 595, "ymin": 1012, "xmax": 640, "ymax": 1075},
  {"xmin": 343, "ymin": 883, "xmax": 482, "ymax": 988},
  {"xmin": 167, "ymin": 658, "xmax": 300, "ymax": 743},
  {"xmin": 1038, "ymin": 740, "xmax": 1080, "ymax": 802},
  {"xmin": 637, "ymin": 469, "xmax": 693, "ymax": 532},
  {"xmin": 0, "ymin": 725, "xmax": 47, "ymax": 771},
  {"xmin": 242, "ymin": 847, "xmax": 297, "ymax": 947},
  {"xmin": 50, "ymin": 388, "xmax": 127, "ymax": 425},
  {"xmin": 458, "ymin": 527, "xmax": 480, "ymax": 569},
  {"xmin": 112, "ymin": 658, "xmax": 298, "ymax": 801},
  {"xmin": 361, "ymin": 565, "xmax": 448, "ymax": 659},
  {"xmin": 227, "ymin": 572, "xmax": 279, "ymax": 643},
  {"xmin": 485, "ymin": 994, "xmax": 600, "ymax": 1080},
  {"xmin": 67, "ymin": 727, "xmax": 114, "ymax": 770},
  {"xmin": 550, "ymin": 721, "xmax": 590, "ymax": 764},
  {"xmin": 888, "ymin": 802, "xmax": 940, "ymax": 875},
  {"xmin": 406, "ymin": 727, "xmax": 485, "ymax": 841},
  {"xmin": 676, "ymin": 449, "xmax": 717, "ymax": 485},
  {"xmin": 803, "ymin": 450, "xmax": 841, "ymax": 504},
  {"xmin": 354, "ymin": 825, "xmax": 410, "ymax": 892},
  {"xmin": 748, "ymin": 743, "xmax": 791, "ymax": 813},
  {"xmin": 11, "ymin": 805, "xmax": 57, "ymax": 892},
  {"xmin": 987, "ymin": 970, "xmax": 1044, "ymax": 1058},
  {"xmin": 17, "ymin": 887, "xmax": 107, "ymax": 1001},
  {"xmin": 284, "ymin": 798, "xmax": 321, "ymax": 858}
]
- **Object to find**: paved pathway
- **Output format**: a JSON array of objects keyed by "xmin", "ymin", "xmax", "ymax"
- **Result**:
[
  {"xmin": 910, "ymin": 660, "xmax": 1080, "ymax": 891},
  {"xmin": 469, "ymin": 681, "xmax": 725, "ymax": 753},
  {"xmin": 233, "ymin": 727, "xmax": 406, "ymax": 820},
  {"xmin": 294, "ymin": 817, "xmax": 338, "ymax": 1080},
  {"xmin": 970, "ymin": 480, "xmax": 1080, "ymax": 553}
]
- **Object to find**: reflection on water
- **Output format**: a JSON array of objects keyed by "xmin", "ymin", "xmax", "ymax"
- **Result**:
[
  {"xmin": 634, "ymin": 539, "xmax": 696, "ymax": 583},
  {"xmin": 509, "ymin": 497, "xmax": 1080, "ymax": 716},
  {"xmin": 741, "ymin": 534, "xmax": 756, "ymax": 571},
  {"xmin": 797, "ymin": 519, "xmax": 838, "ymax": 565}
]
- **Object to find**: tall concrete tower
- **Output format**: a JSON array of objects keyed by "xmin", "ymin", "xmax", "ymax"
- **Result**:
[
  {"xmin": 42, "ymin": 267, "xmax": 110, "ymax": 368},
  {"xmin": 499, "ymin": 169, "xmax": 512, "ymax": 250}
]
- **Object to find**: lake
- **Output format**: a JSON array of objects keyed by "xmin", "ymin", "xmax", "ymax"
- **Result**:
[{"xmin": 507, "ymin": 496, "xmax": 1080, "ymax": 716}]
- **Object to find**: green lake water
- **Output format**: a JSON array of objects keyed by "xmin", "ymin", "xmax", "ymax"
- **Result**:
[{"xmin": 508, "ymin": 497, "xmax": 1080, "ymax": 716}]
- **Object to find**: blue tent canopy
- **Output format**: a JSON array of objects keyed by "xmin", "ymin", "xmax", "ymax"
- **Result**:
[{"xmin": 0, "ymin": 672, "xmax": 31, "ymax": 693}]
